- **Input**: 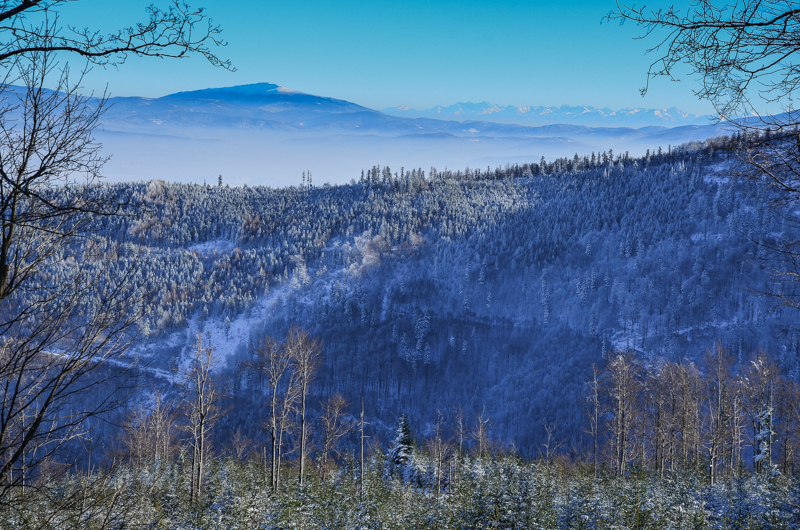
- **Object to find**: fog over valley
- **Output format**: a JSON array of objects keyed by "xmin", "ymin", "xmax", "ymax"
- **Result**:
[{"xmin": 91, "ymin": 82, "xmax": 731, "ymax": 186}]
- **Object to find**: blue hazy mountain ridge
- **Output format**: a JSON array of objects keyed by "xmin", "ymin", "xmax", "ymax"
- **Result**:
[
  {"xmin": 88, "ymin": 82, "xmax": 731, "ymax": 185},
  {"xmin": 102, "ymin": 82, "xmax": 710, "ymax": 136},
  {"xmin": 103, "ymin": 82, "xmax": 389, "ymax": 132},
  {"xmin": 383, "ymin": 101, "xmax": 711, "ymax": 128}
]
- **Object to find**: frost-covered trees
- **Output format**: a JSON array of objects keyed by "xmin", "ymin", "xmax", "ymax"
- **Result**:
[
  {"xmin": 741, "ymin": 353, "xmax": 781, "ymax": 475},
  {"xmin": 414, "ymin": 307, "xmax": 430, "ymax": 363},
  {"xmin": 389, "ymin": 414, "xmax": 414, "ymax": 477},
  {"xmin": 541, "ymin": 269, "xmax": 551, "ymax": 326},
  {"xmin": 613, "ymin": 0, "xmax": 800, "ymax": 315},
  {"xmin": 9, "ymin": 445, "xmax": 800, "ymax": 528},
  {"xmin": 32, "ymin": 137, "xmax": 800, "ymax": 454}
]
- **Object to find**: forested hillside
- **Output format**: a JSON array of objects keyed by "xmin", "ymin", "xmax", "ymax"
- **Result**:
[{"xmin": 78, "ymin": 136, "xmax": 799, "ymax": 454}]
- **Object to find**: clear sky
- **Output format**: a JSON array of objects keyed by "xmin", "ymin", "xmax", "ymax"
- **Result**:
[{"xmin": 61, "ymin": 0, "xmax": 713, "ymax": 114}]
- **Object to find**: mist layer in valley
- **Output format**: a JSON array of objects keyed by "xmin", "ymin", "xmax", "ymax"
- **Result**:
[{"xmin": 92, "ymin": 83, "xmax": 732, "ymax": 187}]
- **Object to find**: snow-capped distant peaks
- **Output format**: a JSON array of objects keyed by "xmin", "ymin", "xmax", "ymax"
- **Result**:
[{"xmin": 384, "ymin": 102, "xmax": 710, "ymax": 128}]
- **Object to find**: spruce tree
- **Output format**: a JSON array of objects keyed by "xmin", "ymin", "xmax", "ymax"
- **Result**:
[{"xmin": 389, "ymin": 414, "xmax": 413, "ymax": 471}]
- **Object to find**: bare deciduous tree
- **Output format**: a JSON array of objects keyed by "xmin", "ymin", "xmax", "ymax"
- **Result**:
[
  {"xmin": 470, "ymin": 406, "xmax": 491, "ymax": 458},
  {"xmin": 585, "ymin": 364, "xmax": 601, "ymax": 477},
  {"xmin": 702, "ymin": 343, "xmax": 736, "ymax": 484},
  {"xmin": 676, "ymin": 361, "xmax": 703, "ymax": 468},
  {"xmin": 450, "ymin": 406, "xmax": 467, "ymax": 457},
  {"xmin": 603, "ymin": 351, "xmax": 641, "ymax": 477},
  {"xmin": 181, "ymin": 334, "xmax": 222, "ymax": 506},
  {"xmin": 285, "ymin": 327, "xmax": 321, "ymax": 487},
  {"xmin": 610, "ymin": 1, "xmax": 800, "ymax": 307},
  {"xmin": 424, "ymin": 410, "xmax": 451, "ymax": 500},
  {"xmin": 0, "ymin": 0, "xmax": 229, "ymax": 504},
  {"xmin": 319, "ymin": 392, "xmax": 354, "ymax": 480},
  {"xmin": 121, "ymin": 392, "xmax": 177, "ymax": 468},
  {"xmin": 0, "ymin": 1, "xmax": 232, "ymax": 70},
  {"xmin": 228, "ymin": 427, "xmax": 253, "ymax": 462},
  {"xmin": 610, "ymin": 1, "xmax": 800, "ymax": 118},
  {"xmin": 0, "ymin": 51, "xmax": 143, "ymax": 499},
  {"xmin": 250, "ymin": 334, "xmax": 297, "ymax": 492}
]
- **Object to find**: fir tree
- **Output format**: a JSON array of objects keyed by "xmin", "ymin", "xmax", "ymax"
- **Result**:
[{"xmin": 389, "ymin": 414, "xmax": 414, "ymax": 474}]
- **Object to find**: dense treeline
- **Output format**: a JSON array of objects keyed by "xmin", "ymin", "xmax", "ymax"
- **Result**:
[
  {"xmin": 4, "ymin": 393, "xmax": 800, "ymax": 529},
  {"xmin": 91, "ymin": 142, "xmax": 703, "ymax": 339},
  {"xmin": 590, "ymin": 346, "xmax": 800, "ymax": 482},
  {"xmin": 8, "ymin": 338, "xmax": 800, "ymax": 527},
  {"xmin": 5, "ymin": 460, "xmax": 797, "ymax": 528},
  {"xmin": 45, "ymin": 132, "xmax": 796, "ymax": 454},
  {"xmin": 7, "ymin": 132, "xmax": 800, "ymax": 525},
  {"xmin": 6, "ymin": 131, "xmax": 791, "ymax": 462}
]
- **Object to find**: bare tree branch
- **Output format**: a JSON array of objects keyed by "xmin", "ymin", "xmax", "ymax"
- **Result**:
[
  {"xmin": 0, "ymin": 0, "xmax": 230, "ymax": 505},
  {"xmin": 0, "ymin": 1, "xmax": 232, "ymax": 71}
]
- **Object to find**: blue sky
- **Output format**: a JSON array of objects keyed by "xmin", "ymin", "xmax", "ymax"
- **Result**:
[{"xmin": 64, "ymin": 0, "xmax": 713, "ymax": 114}]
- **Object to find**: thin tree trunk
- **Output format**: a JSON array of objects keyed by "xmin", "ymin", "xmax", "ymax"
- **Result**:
[
  {"xmin": 360, "ymin": 398, "xmax": 365, "ymax": 498},
  {"xmin": 299, "ymin": 383, "xmax": 307, "ymax": 486}
]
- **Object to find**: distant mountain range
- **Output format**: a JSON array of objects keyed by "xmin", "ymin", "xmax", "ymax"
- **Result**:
[
  {"xmin": 73, "ymin": 82, "xmax": 732, "ymax": 186},
  {"xmin": 382, "ymin": 102, "xmax": 712, "ymax": 128},
  {"xmin": 99, "ymin": 83, "xmax": 712, "ymax": 132}
]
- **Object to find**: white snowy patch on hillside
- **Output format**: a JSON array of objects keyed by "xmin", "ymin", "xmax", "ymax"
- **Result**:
[
  {"xmin": 189, "ymin": 239, "xmax": 236, "ymax": 254},
  {"xmin": 691, "ymin": 232, "xmax": 723, "ymax": 242},
  {"xmin": 170, "ymin": 250, "xmax": 354, "ymax": 374},
  {"xmin": 120, "ymin": 329, "xmax": 191, "ymax": 382},
  {"xmin": 178, "ymin": 281, "xmax": 292, "ymax": 374}
]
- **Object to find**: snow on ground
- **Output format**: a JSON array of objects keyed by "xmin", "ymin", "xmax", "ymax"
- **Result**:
[
  {"xmin": 104, "ymin": 356, "xmax": 175, "ymax": 383},
  {"xmin": 121, "ymin": 237, "xmax": 357, "ymax": 382},
  {"xmin": 173, "ymin": 255, "xmax": 352, "ymax": 375},
  {"xmin": 178, "ymin": 281, "xmax": 293, "ymax": 375},
  {"xmin": 122, "ymin": 329, "xmax": 191, "ymax": 382},
  {"xmin": 188, "ymin": 239, "xmax": 236, "ymax": 254},
  {"xmin": 690, "ymin": 232, "xmax": 723, "ymax": 242}
]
